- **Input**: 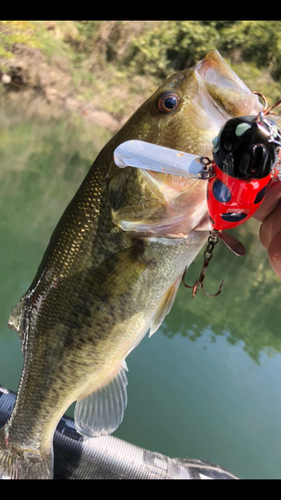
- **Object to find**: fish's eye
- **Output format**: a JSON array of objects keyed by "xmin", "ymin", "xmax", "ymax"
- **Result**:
[{"xmin": 157, "ymin": 92, "xmax": 181, "ymax": 113}]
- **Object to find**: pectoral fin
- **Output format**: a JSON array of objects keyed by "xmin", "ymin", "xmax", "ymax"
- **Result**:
[
  {"xmin": 148, "ymin": 276, "xmax": 181, "ymax": 337},
  {"xmin": 90, "ymin": 243, "xmax": 154, "ymax": 299},
  {"xmin": 8, "ymin": 297, "xmax": 24, "ymax": 335},
  {"xmin": 8, "ymin": 295, "xmax": 27, "ymax": 354},
  {"xmin": 74, "ymin": 362, "xmax": 128, "ymax": 438}
]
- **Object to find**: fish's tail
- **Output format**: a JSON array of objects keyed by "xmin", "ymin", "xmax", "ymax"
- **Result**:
[{"xmin": 0, "ymin": 426, "xmax": 53, "ymax": 479}]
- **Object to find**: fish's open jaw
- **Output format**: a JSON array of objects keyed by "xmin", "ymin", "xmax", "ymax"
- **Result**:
[
  {"xmin": 194, "ymin": 50, "xmax": 263, "ymax": 118},
  {"xmin": 195, "ymin": 50, "xmax": 249, "ymax": 91}
]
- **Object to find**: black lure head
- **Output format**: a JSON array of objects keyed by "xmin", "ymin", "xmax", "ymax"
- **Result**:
[{"xmin": 212, "ymin": 113, "xmax": 281, "ymax": 179}]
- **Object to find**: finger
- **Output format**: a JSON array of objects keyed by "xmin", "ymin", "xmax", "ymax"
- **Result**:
[
  {"xmin": 254, "ymin": 181, "xmax": 281, "ymax": 222},
  {"xmin": 259, "ymin": 199, "xmax": 281, "ymax": 249}
]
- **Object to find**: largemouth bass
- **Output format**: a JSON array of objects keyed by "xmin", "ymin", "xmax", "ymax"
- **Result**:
[{"xmin": 0, "ymin": 50, "xmax": 262, "ymax": 479}]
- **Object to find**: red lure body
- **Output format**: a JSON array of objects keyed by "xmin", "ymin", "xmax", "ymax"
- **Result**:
[
  {"xmin": 207, "ymin": 162, "xmax": 273, "ymax": 231},
  {"xmin": 206, "ymin": 113, "xmax": 281, "ymax": 231}
]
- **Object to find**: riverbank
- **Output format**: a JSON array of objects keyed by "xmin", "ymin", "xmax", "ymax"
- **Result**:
[
  {"xmin": 0, "ymin": 21, "xmax": 157, "ymax": 132},
  {"xmin": 1, "ymin": 21, "xmax": 281, "ymax": 132},
  {"xmin": 0, "ymin": 42, "xmax": 130, "ymax": 133}
]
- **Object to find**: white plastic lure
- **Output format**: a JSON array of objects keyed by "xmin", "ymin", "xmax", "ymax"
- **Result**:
[{"xmin": 113, "ymin": 140, "xmax": 206, "ymax": 178}]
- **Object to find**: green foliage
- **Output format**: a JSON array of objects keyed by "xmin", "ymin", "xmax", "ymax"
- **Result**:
[
  {"xmin": 121, "ymin": 21, "xmax": 222, "ymax": 78},
  {"xmin": 220, "ymin": 21, "xmax": 281, "ymax": 79},
  {"xmin": 75, "ymin": 21, "xmax": 104, "ymax": 50},
  {"xmin": 118, "ymin": 21, "xmax": 238, "ymax": 78},
  {"xmin": 0, "ymin": 21, "xmax": 40, "ymax": 60},
  {"xmin": 117, "ymin": 20, "xmax": 281, "ymax": 84}
]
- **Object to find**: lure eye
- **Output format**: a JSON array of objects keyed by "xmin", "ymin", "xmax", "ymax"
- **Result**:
[
  {"xmin": 221, "ymin": 130, "xmax": 236, "ymax": 152},
  {"xmin": 224, "ymin": 141, "xmax": 234, "ymax": 152},
  {"xmin": 157, "ymin": 92, "xmax": 181, "ymax": 113}
]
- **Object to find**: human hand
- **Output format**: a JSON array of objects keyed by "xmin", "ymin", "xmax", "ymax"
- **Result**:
[{"xmin": 254, "ymin": 180, "xmax": 281, "ymax": 278}]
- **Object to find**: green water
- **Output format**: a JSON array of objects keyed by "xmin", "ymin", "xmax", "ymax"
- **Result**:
[{"xmin": 1, "ymin": 106, "xmax": 281, "ymax": 479}]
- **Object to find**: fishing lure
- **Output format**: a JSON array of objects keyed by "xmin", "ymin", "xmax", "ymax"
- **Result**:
[{"xmin": 114, "ymin": 95, "xmax": 281, "ymax": 297}]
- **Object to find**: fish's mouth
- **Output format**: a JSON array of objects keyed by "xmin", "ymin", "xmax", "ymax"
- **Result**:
[
  {"xmin": 193, "ymin": 50, "xmax": 263, "ymax": 125},
  {"xmin": 195, "ymin": 50, "xmax": 249, "ymax": 92}
]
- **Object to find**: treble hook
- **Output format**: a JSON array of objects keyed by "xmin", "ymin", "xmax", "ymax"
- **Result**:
[
  {"xmin": 182, "ymin": 231, "xmax": 224, "ymax": 298},
  {"xmin": 252, "ymin": 91, "xmax": 281, "ymax": 116},
  {"xmin": 264, "ymin": 98, "xmax": 281, "ymax": 116},
  {"xmin": 252, "ymin": 91, "xmax": 268, "ymax": 113}
]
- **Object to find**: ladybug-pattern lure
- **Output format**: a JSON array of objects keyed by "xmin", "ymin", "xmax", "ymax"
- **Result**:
[{"xmin": 207, "ymin": 112, "xmax": 281, "ymax": 232}]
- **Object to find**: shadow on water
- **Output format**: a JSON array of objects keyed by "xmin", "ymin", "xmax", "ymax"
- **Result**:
[{"xmin": 165, "ymin": 221, "xmax": 281, "ymax": 364}]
